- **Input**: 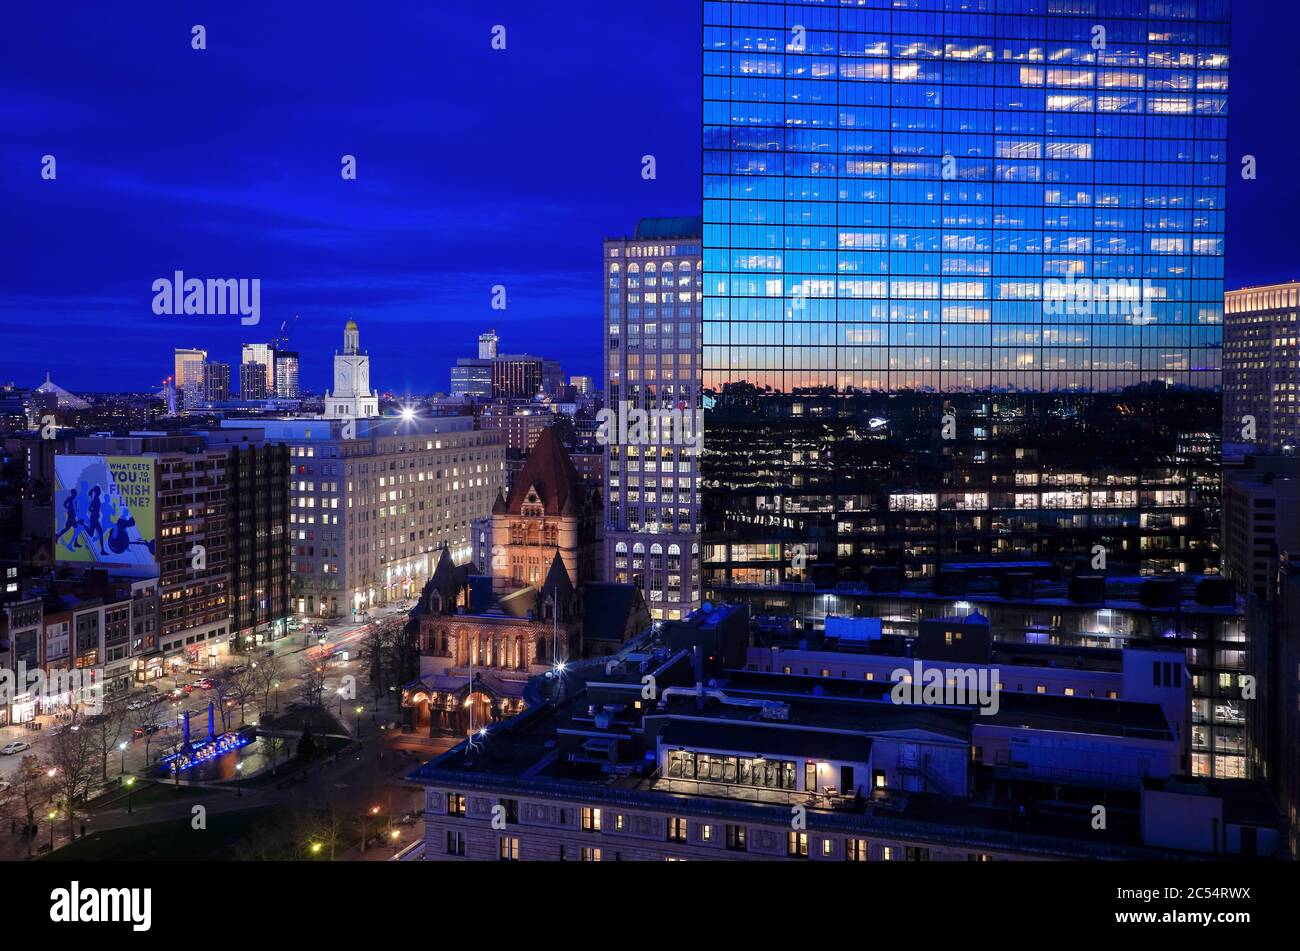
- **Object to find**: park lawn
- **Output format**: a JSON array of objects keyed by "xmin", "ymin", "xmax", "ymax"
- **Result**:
[{"xmin": 42, "ymin": 805, "xmax": 288, "ymax": 862}]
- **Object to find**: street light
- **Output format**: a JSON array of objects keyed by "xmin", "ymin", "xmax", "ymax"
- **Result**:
[
  {"xmin": 310, "ymin": 841, "xmax": 322, "ymax": 857},
  {"xmin": 236, "ymin": 761, "xmax": 244, "ymax": 797},
  {"xmin": 124, "ymin": 776, "xmax": 136, "ymax": 813},
  {"xmin": 273, "ymin": 681, "xmax": 280, "ymax": 711},
  {"xmin": 118, "ymin": 741, "xmax": 127, "ymax": 775},
  {"xmin": 355, "ymin": 705, "xmax": 364, "ymax": 738},
  {"xmin": 47, "ymin": 810, "xmax": 56, "ymax": 851},
  {"xmin": 390, "ymin": 828, "xmax": 401, "ymax": 853}
]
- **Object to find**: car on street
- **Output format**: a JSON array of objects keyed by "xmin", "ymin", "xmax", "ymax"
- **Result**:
[
  {"xmin": 0, "ymin": 741, "xmax": 32, "ymax": 756},
  {"xmin": 193, "ymin": 678, "xmax": 216, "ymax": 690},
  {"xmin": 133, "ymin": 724, "xmax": 163, "ymax": 738}
]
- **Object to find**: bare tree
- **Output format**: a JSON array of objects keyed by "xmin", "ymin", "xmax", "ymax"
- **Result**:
[
  {"xmin": 252, "ymin": 655, "xmax": 283, "ymax": 714},
  {"xmin": 223, "ymin": 668, "xmax": 257, "ymax": 725},
  {"xmin": 360, "ymin": 615, "xmax": 418, "ymax": 706},
  {"xmin": 261, "ymin": 733, "xmax": 289, "ymax": 775},
  {"xmin": 46, "ymin": 715, "xmax": 99, "ymax": 841},
  {"xmin": 86, "ymin": 699, "xmax": 130, "ymax": 783},
  {"xmin": 301, "ymin": 661, "xmax": 328, "ymax": 711},
  {"xmin": 130, "ymin": 696, "xmax": 167, "ymax": 764},
  {"xmin": 6, "ymin": 756, "xmax": 55, "ymax": 857}
]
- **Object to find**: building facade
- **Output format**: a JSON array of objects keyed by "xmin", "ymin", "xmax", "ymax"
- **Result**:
[
  {"xmin": 603, "ymin": 217, "xmax": 704, "ymax": 621},
  {"xmin": 274, "ymin": 350, "xmax": 301, "ymax": 400},
  {"xmin": 1225, "ymin": 283, "xmax": 1300, "ymax": 455},
  {"xmin": 227, "ymin": 416, "xmax": 504, "ymax": 619},
  {"xmin": 702, "ymin": 1, "xmax": 1230, "ymax": 583},
  {"xmin": 203, "ymin": 361, "xmax": 231, "ymax": 403}
]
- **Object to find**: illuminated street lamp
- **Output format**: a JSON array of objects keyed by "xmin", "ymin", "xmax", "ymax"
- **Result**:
[
  {"xmin": 390, "ymin": 828, "xmax": 401, "ymax": 853},
  {"xmin": 124, "ymin": 776, "xmax": 136, "ymax": 813},
  {"xmin": 47, "ymin": 810, "xmax": 57, "ymax": 851},
  {"xmin": 236, "ymin": 761, "xmax": 244, "ymax": 797},
  {"xmin": 355, "ymin": 705, "xmax": 364, "ymax": 738},
  {"xmin": 118, "ymin": 741, "xmax": 128, "ymax": 775}
]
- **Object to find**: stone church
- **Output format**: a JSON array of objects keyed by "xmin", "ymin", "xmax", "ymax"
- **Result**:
[{"xmin": 402, "ymin": 428, "xmax": 649, "ymax": 735}]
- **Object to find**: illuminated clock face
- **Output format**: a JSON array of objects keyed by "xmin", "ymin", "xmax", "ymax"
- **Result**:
[{"xmin": 339, "ymin": 364, "xmax": 351, "ymax": 389}]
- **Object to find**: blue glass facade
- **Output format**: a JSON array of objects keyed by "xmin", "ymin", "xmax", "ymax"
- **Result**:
[
  {"xmin": 704, "ymin": 0, "xmax": 1230, "ymax": 395},
  {"xmin": 701, "ymin": 1, "xmax": 1232, "ymax": 589}
]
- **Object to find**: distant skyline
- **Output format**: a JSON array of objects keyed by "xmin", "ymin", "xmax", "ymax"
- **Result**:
[
  {"xmin": 4, "ymin": 4, "xmax": 1300, "ymax": 393},
  {"xmin": 0, "ymin": 1, "xmax": 698, "ymax": 393}
]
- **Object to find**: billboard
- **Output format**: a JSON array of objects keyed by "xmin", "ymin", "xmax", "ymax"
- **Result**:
[{"xmin": 53, "ymin": 455, "xmax": 157, "ymax": 567}]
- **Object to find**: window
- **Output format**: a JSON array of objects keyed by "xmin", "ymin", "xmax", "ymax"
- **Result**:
[
  {"xmin": 667, "ymin": 817, "xmax": 687, "ymax": 842},
  {"xmin": 500, "ymin": 798, "xmax": 518, "ymax": 824},
  {"xmin": 821, "ymin": 838, "xmax": 834, "ymax": 857},
  {"xmin": 726, "ymin": 824, "xmax": 747, "ymax": 852},
  {"xmin": 846, "ymin": 838, "xmax": 869, "ymax": 862},
  {"xmin": 581, "ymin": 807, "xmax": 602, "ymax": 832},
  {"xmin": 499, "ymin": 836, "xmax": 519, "ymax": 861},
  {"xmin": 446, "ymin": 830, "xmax": 465, "ymax": 856},
  {"xmin": 787, "ymin": 831, "xmax": 809, "ymax": 858},
  {"xmin": 906, "ymin": 846, "xmax": 930, "ymax": 862},
  {"xmin": 446, "ymin": 793, "xmax": 466, "ymax": 817},
  {"xmin": 701, "ymin": 824, "xmax": 713, "ymax": 842},
  {"xmin": 581, "ymin": 847, "xmax": 602, "ymax": 862},
  {"xmin": 615, "ymin": 814, "xmax": 625, "ymax": 831}
]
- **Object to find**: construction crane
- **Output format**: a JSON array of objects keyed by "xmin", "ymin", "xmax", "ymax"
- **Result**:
[{"xmin": 272, "ymin": 314, "xmax": 299, "ymax": 351}]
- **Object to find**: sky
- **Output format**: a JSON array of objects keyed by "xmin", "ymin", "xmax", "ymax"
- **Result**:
[
  {"xmin": 2, "ymin": 2, "xmax": 1298, "ymax": 395},
  {"xmin": 0, "ymin": 1, "xmax": 700, "ymax": 394}
]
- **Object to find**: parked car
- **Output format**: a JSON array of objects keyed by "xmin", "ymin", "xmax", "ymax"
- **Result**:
[
  {"xmin": 193, "ymin": 678, "xmax": 216, "ymax": 691},
  {"xmin": 228, "ymin": 665, "xmax": 247, "ymax": 675},
  {"xmin": 133, "ymin": 724, "xmax": 162, "ymax": 738},
  {"xmin": 126, "ymin": 700, "xmax": 147, "ymax": 712},
  {"xmin": 0, "ymin": 741, "xmax": 32, "ymax": 756}
]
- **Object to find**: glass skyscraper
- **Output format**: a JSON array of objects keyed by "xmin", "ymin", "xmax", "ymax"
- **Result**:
[{"xmin": 703, "ymin": 0, "xmax": 1230, "ymax": 588}]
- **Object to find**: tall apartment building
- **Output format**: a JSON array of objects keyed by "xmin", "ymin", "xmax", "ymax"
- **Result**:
[
  {"xmin": 492, "ymin": 356, "xmax": 544, "ymax": 400},
  {"xmin": 204, "ymin": 361, "xmax": 231, "ymax": 403},
  {"xmin": 240, "ymin": 362, "xmax": 269, "ymax": 401},
  {"xmin": 603, "ymin": 217, "xmax": 703, "ymax": 621},
  {"xmin": 1225, "ymin": 283, "xmax": 1300, "ymax": 454},
  {"xmin": 478, "ymin": 330, "xmax": 499, "ymax": 360},
  {"xmin": 173, "ymin": 348, "xmax": 207, "ymax": 411},
  {"xmin": 241, "ymin": 343, "xmax": 277, "ymax": 395},
  {"xmin": 1222, "ymin": 455, "xmax": 1300, "ymax": 601},
  {"xmin": 702, "ymin": 2, "xmax": 1230, "ymax": 584},
  {"xmin": 274, "ymin": 350, "xmax": 301, "ymax": 399},
  {"xmin": 227, "ymin": 416, "xmax": 504, "ymax": 619},
  {"xmin": 203, "ymin": 428, "xmax": 292, "ymax": 650},
  {"xmin": 450, "ymin": 358, "xmax": 494, "ymax": 400},
  {"xmin": 71, "ymin": 433, "xmax": 232, "ymax": 672}
]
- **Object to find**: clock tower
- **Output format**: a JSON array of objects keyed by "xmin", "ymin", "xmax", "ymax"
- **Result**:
[{"xmin": 324, "ymin": 318, "xmax": 380, "ymax": 419}]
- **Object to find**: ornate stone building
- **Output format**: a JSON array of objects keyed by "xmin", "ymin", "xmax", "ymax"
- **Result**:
[{"xmin": 402, "ymin": 432, "xmax": 648, "ymax": 736}]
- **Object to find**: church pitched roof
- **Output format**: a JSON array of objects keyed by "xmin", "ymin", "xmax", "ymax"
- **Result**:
[{"xmin": 500, "ymin": 427, "xmax": 583, "ymax": 516}]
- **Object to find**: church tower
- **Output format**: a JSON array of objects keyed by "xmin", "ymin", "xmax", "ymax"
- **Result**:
[{"xmin": 324, "ymin": 318, "xmax": 380, "ymax": 419}]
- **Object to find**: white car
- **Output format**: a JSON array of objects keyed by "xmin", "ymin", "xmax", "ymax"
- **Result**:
[{"xmin": 0, "ymin": 741, "xmax": 31, "ymax": 756}]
